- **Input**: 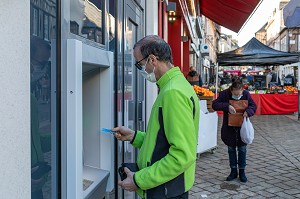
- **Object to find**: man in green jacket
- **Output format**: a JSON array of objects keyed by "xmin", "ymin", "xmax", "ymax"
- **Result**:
[{"xmin": 113, "ymin": 35, "xmax": 200, "ymax": 199}]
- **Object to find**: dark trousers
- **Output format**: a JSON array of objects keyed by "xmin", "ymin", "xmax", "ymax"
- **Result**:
[
  {"xmin": 170, "ymin": 191, "xmax": 189, "ymax": 199},
  {"xmin": 148, "ymin": 191, "xmax": 189, "ymax": 199},
  {"xmin": 228, "ymin": 145, "xmax": 247, "ymax": 169}
]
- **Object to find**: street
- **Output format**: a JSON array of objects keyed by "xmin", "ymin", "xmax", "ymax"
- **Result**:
[{"xmin": 190, "ymin": 114, "xmax": 300, "ymax": 199}]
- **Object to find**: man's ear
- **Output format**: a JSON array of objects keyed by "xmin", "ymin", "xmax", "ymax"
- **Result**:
[{"xmin": 149, "ymin": 55, "xmax": 157, "ymax": 65}]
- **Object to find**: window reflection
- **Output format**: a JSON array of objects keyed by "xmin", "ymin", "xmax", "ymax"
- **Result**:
[
  {"xmin": 70, "ymin": 0, "xmax": 104, "ymax": 44},
  {"xmin": 108, "ymin": 0, "xmax": 115, "ymax": 42},
  {"xmin": 30, "ymin": 0, "xmax": 56, "ymax": 198},
  {"xmin": 31, "ymin": 36, "xmax": 51, "ymax": 199},
  {"xmin": 298, "ymin": 35, "xmax": 300, "ymax": 51}
]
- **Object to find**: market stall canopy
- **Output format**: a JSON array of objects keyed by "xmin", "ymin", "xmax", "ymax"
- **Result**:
[
  {"xmin": 283, "ymin": 0, "xmax": 300, "ymax": 28},
  {"xmin": 200, "ymin": 0, "xmax": 261, "ymax": 32},
  {"xmin": 217, "ymin": 37, "xmax": 300, "ymax": 66}
]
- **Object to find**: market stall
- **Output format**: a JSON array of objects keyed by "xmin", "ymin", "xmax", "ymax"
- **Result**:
[
  {"xmin": 251, "ymin": 93, "xmax": 298, "ymax": 115},
  {"xmin": 215, "ymin": 91, "xmax": 298, "ymax": 115},
  {"xmin": 216, "ymin": 37, "xmax": 300, "ymax": 117}
]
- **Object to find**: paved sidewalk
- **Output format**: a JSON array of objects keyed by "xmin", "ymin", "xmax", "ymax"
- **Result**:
[{"xmin": 190, "ymin": 115, "xmax": 300, "ymax": 199}]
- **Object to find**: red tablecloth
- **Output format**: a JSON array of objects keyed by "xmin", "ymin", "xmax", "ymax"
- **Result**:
[
  {"xmin": 217, "ymin": 94, "xmax": 298, "ymax": 115},
  {"xmin": 251, "ymin": 94, "xmax": 298, "ymax": 115}
]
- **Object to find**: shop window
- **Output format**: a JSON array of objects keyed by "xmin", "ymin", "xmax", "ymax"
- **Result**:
[
  {"xmin": 298, "ymin": 34, "xmax": 300, "ymax": 52},
  {"xmin": 70, "ymin": 0, "xmax": 104, "ymax": 44},
  {"xmin": 289, "ymin": 33, "xmax": 297, "ymax": 52},
  {"xmin": 44, "ymin": 14, "xmax": 49, "ymax": 41},
  {"xmin": 31, "ymin": 7, "xmax": 38, "ymax": 36},
  {"xmin": 30, "ymin": 0, "xmax": 58, "ymax": 198},
  {"xmin": 280, "ymin": 35, "xmax": 287, "ymax": 52},
  {"xmin": 108, "ymin": 0, "xmax": 116, "ymax": 51}
]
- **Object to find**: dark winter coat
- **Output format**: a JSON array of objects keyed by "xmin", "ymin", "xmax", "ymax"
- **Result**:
[{"xmin": 212, "ymin": 89, "xmax": 257, "ymax": 147}]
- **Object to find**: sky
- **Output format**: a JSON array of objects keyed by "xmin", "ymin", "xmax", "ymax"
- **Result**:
[{"xmin": 221, "ymin": 0, "xmax": 277, "ymax": 46}]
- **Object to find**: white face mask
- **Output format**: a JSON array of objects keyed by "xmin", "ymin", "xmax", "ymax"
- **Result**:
[
  {"xmin": 232, "ymin": 95, "xmax": 243, "ymax": 100},
  {"xmin": 139, "ymin": 58, "xmax": 156, "ymax": 83}
]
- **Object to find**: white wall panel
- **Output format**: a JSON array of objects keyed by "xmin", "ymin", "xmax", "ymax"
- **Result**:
[{"xmin": 0, "ymin": 1, "xmax": 30, "ymax": 198}]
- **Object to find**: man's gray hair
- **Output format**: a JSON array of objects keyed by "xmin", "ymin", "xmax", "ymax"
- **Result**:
[{"xmin": 134, "ymin": 35, "xmax": 173, "ymax": 64}]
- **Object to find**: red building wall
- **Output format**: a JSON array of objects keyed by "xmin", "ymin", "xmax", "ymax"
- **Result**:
[
  {"xmin": 158, "ymin": 1, "xmax": 163, "ymax": 37},
  {"xmin": 168, "ymin": 17, "xmax": 183, "ymax": 70},
  {"xmin": 158, "ymin": 2, "xmax": 168, "ymax": 39},
  {"xmin": 183, "ymin": 40, "xmax": 190, "ymax": 76}
]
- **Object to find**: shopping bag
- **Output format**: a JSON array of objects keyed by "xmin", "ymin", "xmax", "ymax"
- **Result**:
[{"xmin": 240, "ymin": 117, "xmax": 254, "ymax": 144}]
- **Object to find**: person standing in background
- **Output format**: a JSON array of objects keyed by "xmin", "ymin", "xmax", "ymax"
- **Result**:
[
  {"xmin": 186, "ymin": 66, "xmax": 203, "ymax": 86},
  {"xmin": 212, "ymin": 79, "xmax": 256, "ymax": 183},
  {"xmin": 220, "ymin": 72, "xmax": 232, "ymax": 85}
]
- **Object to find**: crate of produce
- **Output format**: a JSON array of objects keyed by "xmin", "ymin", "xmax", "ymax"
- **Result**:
[
  {"xmin": 192, "ymin": 85, "xmax": 215, "ymax": 112},
  {"xmin": 198, "ymin": 96, "xmax": 214, "ymax": 111}
]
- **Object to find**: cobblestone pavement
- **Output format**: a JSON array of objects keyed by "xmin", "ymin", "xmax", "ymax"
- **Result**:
[{"xmin": 190, "ymin": 115, "xmax": 300, "ymax": 199}]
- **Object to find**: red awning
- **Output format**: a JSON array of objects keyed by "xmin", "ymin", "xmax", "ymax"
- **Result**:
[{"xmin": 200, "ymin": 0, "xmax": 261, "ymax": 32}]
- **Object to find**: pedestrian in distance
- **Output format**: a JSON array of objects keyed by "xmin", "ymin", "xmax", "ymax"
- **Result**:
[
  {"xmin": 212, "ymin": 78, "xmax": 256, "ymax": 183},
  {"xmin": 186, "ymin": 66, "xmax": 203, "ymax": 86},
  {"xmin": 220, "ymin": 71, "xmax": 232, "ymax": 85},
  {"xmin": 112, "ymin": 35, "xmax": 200, "ymax": 199}
]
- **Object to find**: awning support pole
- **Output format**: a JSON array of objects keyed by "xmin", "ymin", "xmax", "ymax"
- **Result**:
[{"xmin": 215, "ymin": 63, "xmax": 219, "ymax": 97}]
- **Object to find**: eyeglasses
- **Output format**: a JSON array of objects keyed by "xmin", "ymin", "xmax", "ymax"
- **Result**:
[{"xmin": 134, "ymin": 56, "xmax": 148, "ymax": 70}]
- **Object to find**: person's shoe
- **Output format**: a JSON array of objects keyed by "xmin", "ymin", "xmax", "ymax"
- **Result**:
[
  {"xmin": 239, "ymin": 169, "xmax": 247, "ymax": 182},
  {"xmin": 226, "ymin": 168, "xmax": 238, "ymax": 181}
]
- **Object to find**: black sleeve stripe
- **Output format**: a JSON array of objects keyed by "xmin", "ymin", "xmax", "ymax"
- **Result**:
[
  {"xmin": 133, "ymin": 174, "xmax": 140, "ymax": 188},
  {"xmin": 130, "ymin": 131, "xmax": 137, "ymax": 144},
  {"xmin": 190, "ymin": 96, "xmax": 195, "ymax": 119}
]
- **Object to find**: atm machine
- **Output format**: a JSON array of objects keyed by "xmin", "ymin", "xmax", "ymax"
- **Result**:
[{"xmin": 64, "ymin": 39, "xmax": 114, "ymax": 199}]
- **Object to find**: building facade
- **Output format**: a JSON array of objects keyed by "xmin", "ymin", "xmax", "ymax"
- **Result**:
[
  {"xmin": 1, "ymin": 0, "xmax": 261, "ymax": 198},
  {"xmin": 0, "ymin": 0, "xmax": 207, "ymax": 199},
  {"xmin": 263, "ymin": 0, "xmax": 300, "ymax": 84}
]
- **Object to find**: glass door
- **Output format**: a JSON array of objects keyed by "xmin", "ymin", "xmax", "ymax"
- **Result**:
[{"xmin": 118, "ymin": 0, "xmax": 145, "ymax": 198}]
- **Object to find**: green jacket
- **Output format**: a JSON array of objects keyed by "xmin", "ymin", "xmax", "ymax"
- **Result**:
[{"xmin": 132, "ymin": 67, "xmax": 200, "ymax": 198}]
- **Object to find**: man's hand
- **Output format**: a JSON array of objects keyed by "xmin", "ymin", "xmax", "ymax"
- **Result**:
[
  {"xmin": 118, "ymin": 167, "xmax": 138, "ymax": 192},
  {"xmin": 243, "ymin": 111, "xmax": 248, "ymax": 117},
  {"xmin": 229, "ymin": 105, "xmax": 236, "ymax": 114},
  {"xmin": 112, "ymin": 126, "xmax": 135, "ymax": 142}
]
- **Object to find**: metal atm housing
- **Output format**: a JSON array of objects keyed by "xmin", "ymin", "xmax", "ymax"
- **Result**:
[{"xmin": 65, "ymin": 39, "xmax": 114, "ymax": 199}]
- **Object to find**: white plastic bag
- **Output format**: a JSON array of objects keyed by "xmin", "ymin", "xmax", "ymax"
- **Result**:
[{"xmin": 240, "ymin": 117, "xmax": 254, "ymax": 144}]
